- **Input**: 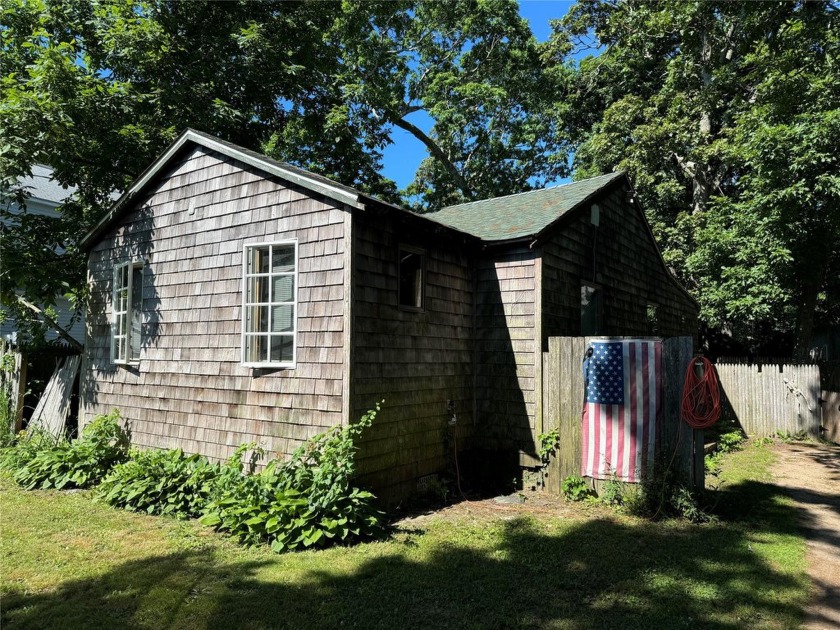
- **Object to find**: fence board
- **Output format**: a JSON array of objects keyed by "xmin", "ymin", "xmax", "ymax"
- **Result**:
[
  {"xmin": 543, "ymin": 336, "xmax": 701, "ymax": 494},
  {"xmin": 714, "ymin": 359, "xmax": 821, "ymax": 438},
  {"xmin": 661, "ymin": 337, "xmax": 701, "ymax": 488},
  {"xmin": 30, "ymin": 355, "xmax": 81, "ymax": 438}
]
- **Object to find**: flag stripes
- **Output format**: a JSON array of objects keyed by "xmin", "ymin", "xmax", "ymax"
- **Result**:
[{"xmin": 581, "ymin": 340, "xmax": 662, "ymax": 482}]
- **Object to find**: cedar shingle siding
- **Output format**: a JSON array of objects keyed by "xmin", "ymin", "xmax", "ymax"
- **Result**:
[
  {"xmin": 351, "ymin": 213, "xmax": 474, "ymax": 497},
  {"xmin": 540, "ymin": 186, "xmax": 698, "ymax": 340},
  {"xmin": 81, "ymin": 131, "xmax": 698, "ymax": 501},
  {"xmin": 83, "ymin": 146, "xmax": 347, "ymax": 461},
  {"xmin": 475, "ymin": 248, "xmax": 538, "ymax": 455}
]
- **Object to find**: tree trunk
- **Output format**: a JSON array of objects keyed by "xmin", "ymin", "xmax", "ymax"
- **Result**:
[
  {"xmin": 792, "ymin": 258, "xmax": 829, "ymax": 360},
  {"xmin": 793, "ymin": 282, "xmax": 819, "ymax": 360}
]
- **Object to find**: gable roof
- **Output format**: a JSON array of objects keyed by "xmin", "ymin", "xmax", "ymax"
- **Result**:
[
  {"xmin": 425, "ymin": 172, "xmax": 626, "ymax": 242},
  {"xmin": 80, "ymin": 128, "xmax": 374, "ymax": 250}
]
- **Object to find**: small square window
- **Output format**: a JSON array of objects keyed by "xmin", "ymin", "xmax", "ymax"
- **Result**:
[
  {"xmin": 646, "ymin": 303, "xmax": 660, "ymax": 336},
  {"xmin": 581, "ymin": 283, "xmax": 603, "ymax": 336},
  {"xmin": 242, "ymin": 241, "xmax": 297, "ymax": 367},
  {"xmin": 112, "ymin": 261, "xmax": 143, "ymax": 364},
  {"xmin": 399, "ymin": 246, "xmax": 424, "ymax": 310}
]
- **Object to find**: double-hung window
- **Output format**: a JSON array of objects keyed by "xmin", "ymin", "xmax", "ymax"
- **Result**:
[
  {"xmin": 242, "ymin": 241, "xmax": 297, "ymax": 367},
  {"xmin": 398, "ymin": 245, "xmax": 425, "ymax": 311},
  {"xmin": 112, "ymin": 261, "xmax": 143, "ymax": 364}
]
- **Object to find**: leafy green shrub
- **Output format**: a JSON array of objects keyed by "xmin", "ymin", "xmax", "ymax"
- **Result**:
[
  {"xmin": 775, "ymin": 430, "xmax": 807, "ymax": 444},
  {"xmin": 600, "ymin": 476, "xmax": 625, "ymax": 506},
  {"xmin": 753, "ymin": 436, "xmax": 774, "ymax": 448},
  {"xmin": 624, "ymin": 462, "xmax": 713, "ymax": 523},
  {"xmin": 0, "ymin": 426, "xmax": 58, "ymax": 472},
  {"xmin": 561, "ymin": 475, "xmax": 593, "ymax": 502},
  {"xmin": 669, "ymin": 486, "xmax": 712, "ymax": 523},
  {"xmin": 12, "ymin": 411, "xmax": 128, "ymax": 490},
  {"xmin": 717, "ymin": 431, "xmax": 745, "ymax": 453},
  {"xmin": 98, "ymin": 447, "xmax": 225, "ymax": 518},
  {"xmin": 537, "ymin": 428, "xmax": 560, "ymax": 465},
  {"xmin": 200, "ymin": 403, "xmax": 385, "ymax": 552}
]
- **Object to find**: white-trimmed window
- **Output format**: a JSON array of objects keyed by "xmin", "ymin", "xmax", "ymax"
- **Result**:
[
  {"xmin": 398, "ymin": 245, "xmax": 425, "ymax": 310},
  {"xmin": 242, "ymin": 241, "xmax": 297, "ymax": 367},
  {"xmin": 112, "ymin": 261, "xmax": 143, "ymax": 364}
]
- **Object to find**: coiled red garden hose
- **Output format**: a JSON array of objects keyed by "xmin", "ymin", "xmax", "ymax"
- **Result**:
[{"xmin": 681, "ymin": 356, "xmax": 721, "ymax": 429}]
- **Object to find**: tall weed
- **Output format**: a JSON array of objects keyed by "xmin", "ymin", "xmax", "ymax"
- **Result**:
[{"xmin": 201, "ymin": 403, "xmax": 385, "ymax": 552}]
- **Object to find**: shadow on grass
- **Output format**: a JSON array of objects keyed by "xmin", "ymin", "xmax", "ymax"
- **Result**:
[{"xmin": 4, "ymin": 480, "xmax": 811, "ymax": 630}]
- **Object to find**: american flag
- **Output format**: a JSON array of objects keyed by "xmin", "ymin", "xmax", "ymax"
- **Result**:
[{"xmin": 581, "ymin": 340, "xmax": 662, "ymax": 482}]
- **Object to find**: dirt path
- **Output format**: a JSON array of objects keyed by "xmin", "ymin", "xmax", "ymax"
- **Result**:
[{"xmin": 772, "ymin": 442, "xmax": 840, "ymax": 629}]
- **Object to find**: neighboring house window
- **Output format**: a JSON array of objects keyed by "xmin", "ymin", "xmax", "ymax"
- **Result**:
[
  {"xmin": 581, "ymin": 282, "xmax": 603, "ymax": 336},
  {"xmin": 112, "ymin": 262, "xmax": 143, "ymax": 364},
  {"xmin": 646, "ymin": 303, "xmax": 660, "ymax": 336},
  {"xmin": 399, "ymin": 246, "xmax": 424, "ymax": 310},
  {"xmin": 242, "ymin": 241, "xmax": 297, "ymax": 367}
]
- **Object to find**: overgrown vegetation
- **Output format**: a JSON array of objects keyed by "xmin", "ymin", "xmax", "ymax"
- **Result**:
[
  {"xmin": 1, "ymin": 411, "xmax": 127, "ymax": 490},
  {"xmin": 616, "ymin": 456, "xmax": 713, "ymax": 524},
  {"xmin": 2, "ymin": 404, "xmax": 385, "ymax": 553},
  {"xmin": 705, "ymin": 430, "xmax": 747, "ymax": 476},
  {"xmin": 199, "ymin": 404, "xmax": 384, "ymax": 552},
  {"xmin": 599, "ymin": 475, "xmax": 625, "ymax": 507},
  {"xmin": 561, "ymin": 475, "xmax": 593, "ymax": 502},
  {"xmin": 0, "ymin": 351, "xmax": 20, "ymax": 447},
  {"xmin": 97, "ymin": 447, "xmax": 227, "ymax": 518}
]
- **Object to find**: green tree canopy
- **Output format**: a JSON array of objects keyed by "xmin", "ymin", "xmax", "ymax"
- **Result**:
[
  {"xmin": 548, "ymin": 0, "xmax": 839, "ymax": 355},
  {"xmin": 1, "ymin": 0, "xmax": 568, "ymax": 344}
]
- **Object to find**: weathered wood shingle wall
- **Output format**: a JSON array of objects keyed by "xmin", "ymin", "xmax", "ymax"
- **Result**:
[
  {"xmin": 81, "ymin": 146, "xmax": 347, "ymax": 461},
  {"xmin": 474, "ymin": 247, "xmax": 538, "ymax": 456},
  {"xmin": 351, "ymin": 212, "xmax": 474, "ymax": 499},
  {"xmin": 540, "ymin": 186, "xmax": 698, "ymax": 342}
]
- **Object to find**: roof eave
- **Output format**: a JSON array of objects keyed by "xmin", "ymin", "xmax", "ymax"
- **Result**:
[
  {"xmin": 529, "ymin": 173, "xmax": 629, "ymax": 247},
  {"xmin": 359, "ymin": 195, "xmax": 483, "ymax": 246}
]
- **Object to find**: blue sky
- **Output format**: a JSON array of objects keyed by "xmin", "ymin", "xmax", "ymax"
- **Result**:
[{"xmin": 379, "ymin": 1, "xmax": 579, "ymax": 191}]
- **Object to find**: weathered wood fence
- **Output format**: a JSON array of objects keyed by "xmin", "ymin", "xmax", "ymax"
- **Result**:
[
  {"xmin": 821, "ymin": 362, "xmax": 840, "ymax": 444},
  {"xmin": 542, "ymin": 336, "xmax": 703, "ymax": 494},
  {"xmin": 714, "ymin": 359, "xmax": 822, "ymax": 438},
  {"xmin": 0, "ymin": 339, "xmax": 25, "ymax": 432}
]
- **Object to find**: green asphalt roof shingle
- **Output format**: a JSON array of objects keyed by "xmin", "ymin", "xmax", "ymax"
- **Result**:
[{"xmin": 425, "ymin": 172, "xmax": 626, "ymax": 242}]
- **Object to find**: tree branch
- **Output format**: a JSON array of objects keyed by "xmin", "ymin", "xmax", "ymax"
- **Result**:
[
  {"xmin": 390, "ymin": 114, "xmax": 474, "ymax": 198},
  {"xmin": 16, "ymin": 296, "xmax": 84, "ymax": 353}
]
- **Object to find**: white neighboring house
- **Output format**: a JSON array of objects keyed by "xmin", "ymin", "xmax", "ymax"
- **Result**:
[{"xmin": 1, "ymin": 165, "xmax": 85, "ymax": 347}]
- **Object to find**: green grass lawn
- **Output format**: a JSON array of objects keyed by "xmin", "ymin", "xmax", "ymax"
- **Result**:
[{"xmin": 1, "ymin": 443, "xmax": 809, "ymax": 629}]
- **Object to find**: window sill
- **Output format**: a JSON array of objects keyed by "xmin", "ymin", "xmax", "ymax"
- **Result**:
[
  {"xmin": 398, "ymin": 304, "xmax": 425, "ymax": 314},
  {"xmin": 242, "ymin": 362, "xmax": 296, "ymax": 370}
]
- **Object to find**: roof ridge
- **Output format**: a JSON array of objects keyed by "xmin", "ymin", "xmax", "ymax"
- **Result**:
[{"xmin": 437, "ymin": 172, "xmax": 623, "ymax": 213}]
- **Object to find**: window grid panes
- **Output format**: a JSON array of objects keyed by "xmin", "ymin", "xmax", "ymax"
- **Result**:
[
  {"xmin": 112, "ymin": 262, "xmax": 142, "ymax": 363},
  {"xmin": 243, "ymin": 242, "xmax": 296, "ymax": 365}
]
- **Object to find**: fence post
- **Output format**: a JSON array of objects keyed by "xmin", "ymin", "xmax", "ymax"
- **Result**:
[{"xmin": 662, "ymin": 337, "xmax": 702, "ymax": 490}]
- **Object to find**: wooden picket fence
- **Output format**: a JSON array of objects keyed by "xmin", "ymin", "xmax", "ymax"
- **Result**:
[
  {"xmin": 714, "ymin": 358, "xmax": 822, "ymax": 438},
  {"xmin": 541, "ymin": 336, "xmax": 704, "ymax": 494}
]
